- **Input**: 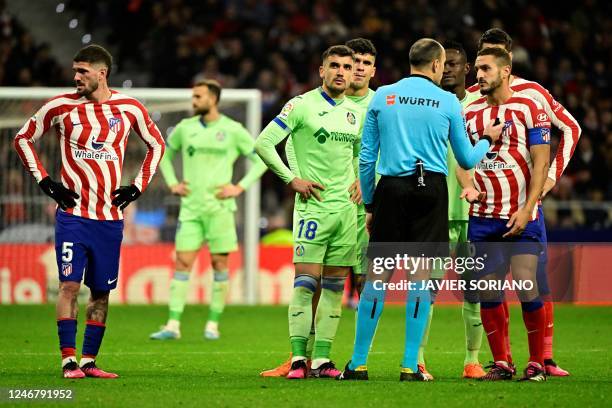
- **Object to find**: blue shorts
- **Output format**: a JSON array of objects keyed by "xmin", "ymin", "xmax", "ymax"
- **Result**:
[
  {"xmin": 468, "ymin": 215, "xmax": 544, "ymax": 278},
  {"xmin": 55, "ymin": 210, "xmax": 124, "ymax": 291}
]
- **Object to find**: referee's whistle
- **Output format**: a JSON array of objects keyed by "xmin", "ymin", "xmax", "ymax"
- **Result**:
[{"xmin": 416, "ymin": 159, "xmax": 426, "ymax": 188}]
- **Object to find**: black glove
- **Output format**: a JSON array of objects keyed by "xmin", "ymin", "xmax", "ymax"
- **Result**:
[
  {"xmin": 39, "ymin": 177, "xmax": 79, "ymax": 210},
  {"xmin": 111, "ymin": 185, "xmax": 141, "ymax": 210}
]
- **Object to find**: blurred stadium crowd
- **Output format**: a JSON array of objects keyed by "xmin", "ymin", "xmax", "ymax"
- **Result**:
[{"xmin": 1, "ymin": 0, "xmax": 610, "ymax": 237}]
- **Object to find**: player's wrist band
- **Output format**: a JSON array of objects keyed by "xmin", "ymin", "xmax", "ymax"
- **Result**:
[{"xmin": 481, "ymin": 135, "xmax": 493, "ymax": 145}]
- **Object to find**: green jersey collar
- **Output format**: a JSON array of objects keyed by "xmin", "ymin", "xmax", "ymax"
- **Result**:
[{"xmin": 319, "ymin": 87, "xmax": 344, "ymax": 106}]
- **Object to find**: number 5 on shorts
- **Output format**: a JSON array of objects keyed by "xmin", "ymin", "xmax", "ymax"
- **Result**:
[
  {"xmin": 62, "ymin": 242, "xmax": 74, "ymax": 262},
  {"xmin": 297, "ymin": 219, "xmax": 318, "ymax": 240}
]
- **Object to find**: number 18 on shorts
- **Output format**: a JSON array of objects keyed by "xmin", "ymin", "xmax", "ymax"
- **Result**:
[{"xmin": 292, "ymin": 206, "xmax": 357, "ymax": 267}]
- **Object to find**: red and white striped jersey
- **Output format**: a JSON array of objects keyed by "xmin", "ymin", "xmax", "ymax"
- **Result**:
[
  {"xmin": 14, "ymin": 91, "xmax": 166, "ymax": 221},
  {"xmin": 467, "ymin": 76, "xmax": 581, "ymax": 181},
  {"xmin": 465, "ymin": 92, "xmax": 551, "ymax": 220}
]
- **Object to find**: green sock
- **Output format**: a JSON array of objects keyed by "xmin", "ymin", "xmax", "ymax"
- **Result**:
[
  {"xmin": 417, "ymin": 305, "xmax": 434, "ymax": 365},
  {"xmin": 168, "ymin": 271, "xmax": 190, "ymax": 321},
  {"xmin": 463, "ymin": 301, "xmax": 483, "ymax": 365},
  {"xmin": 306, "ymin": 325, "xmax": 315, "ymax": 359},
  {"xmin": 208, "ymin": 270, "xmax": 229, "ymax": 323},
  {"xmin": 313, "ymin": 277, "xmax": 345, "ymax": 362},
  {"xmin": 289, "ymin": 283, "xmax": 316, "ymax": 358}
]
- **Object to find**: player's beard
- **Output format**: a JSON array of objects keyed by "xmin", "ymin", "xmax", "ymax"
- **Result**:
[
  {"xmin": 194, "ymin": 106, "xmax": 210, "ymax": 116},
  {"xmin": 76, "ymin": 79, "xmax": 98, "ymax": 96},
  {"xmin": 479, "ymin": 74, "xmax": 502, "ymax": 95},
  {"xmin": 326, "ymin": 78, "xmax": 347, "ymax": 96}
]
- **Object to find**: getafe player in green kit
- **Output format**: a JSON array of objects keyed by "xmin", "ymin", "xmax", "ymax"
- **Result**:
[
  {"xmin": 150, "ymin": 80, "xmax": 267, "ymax": 341},
  {"xmin": 255, "ymin": 45, "xmax": 362, "ymax": 379},
  {"xmin": 416, "ymin": 41, "xmax": 487, "ymax": 380}
]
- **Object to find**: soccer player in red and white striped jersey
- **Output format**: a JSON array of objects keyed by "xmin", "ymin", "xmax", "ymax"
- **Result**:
[
  {"xmin": 459, "ymin": 47, "xmax": 550, "ymax": 381},
  {"xmin": 14, "ymin": 45, "xmax": 165, "ymax": 379},
  {"xmin": 467, "ymin": 28, "xmax": 578, "ymax": 376}
]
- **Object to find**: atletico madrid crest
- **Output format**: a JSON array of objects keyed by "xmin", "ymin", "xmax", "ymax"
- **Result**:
[
  {"xmin": 108, "ymin": 117, "xmax": 122, "ymax": 133},
  {"xmin": 62, "ymin": 263, "xmax": 73, "ymax": 277}
]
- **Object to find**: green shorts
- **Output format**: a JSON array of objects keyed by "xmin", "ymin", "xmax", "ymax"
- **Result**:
[
  {"xmin": 293, "ymin": 205, "xmax": 357, "ymax": 266},
  {"xmin": 449, "ymin": 220, "xmax": 468, "ymax": 243},
  {"xmin": 353, "ymin": 212, "xmax": 369, "ymax": 275},
  {"xmin": 175, "ymin": 210, "xmax": 238, "ymax": 254}
]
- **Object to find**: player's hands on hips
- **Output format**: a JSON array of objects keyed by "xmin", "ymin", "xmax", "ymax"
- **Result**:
[
  {"xmin": 484, "ymin": 119, "xmax": 504, "ymax": 144},
  {"xmin": 540, "ymin": 177, "xmax": 555, "ymax": 199},
  {"xmin": 503, "ymin": 208, "xmax": 531, "ymax": 238},
  {"xmin": 460, "ymin": 187, "xmax": 486, "ymax": 203},
  {"xmin": 111, "ymin": 185, "xmax": 141, "ymax": 210},
  {"xmin": 290, "ymin": 177, "xmax": 325, "ymax": 201},
  {"xmin": 39, "ymin": 176, "xmax": 79, "ymax": 210},
  {"xmin": 349, "ymin": 179, "xmax": 362, "ymax": 204},
  {"xmin": 170, "ymin": 181, "xmax": 190, "ymax": 196},
  {"xmin": 216, "ymin": 184, "xmax": 244, "ymax": 199}
]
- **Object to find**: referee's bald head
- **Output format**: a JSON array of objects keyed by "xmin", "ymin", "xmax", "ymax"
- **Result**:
[{"xmin": 409, "ymin": 38, "xmax": 445, "ymax": 84}]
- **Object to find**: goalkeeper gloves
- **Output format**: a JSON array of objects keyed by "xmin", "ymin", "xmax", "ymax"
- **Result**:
[
  {"xmin": 111, "ymin": 185, "xmax": 141, "ymax": 210},
  {"xmin": 39, "ymin": 177, "xmax": 79, "ymax": 210}
]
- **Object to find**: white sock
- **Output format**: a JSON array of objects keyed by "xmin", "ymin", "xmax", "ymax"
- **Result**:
[
  {"xmin": 291, "ymin": 356, "xmax": 307, "ymax": 364},
  {"xmin": 311, "ymin": 358, "xmax": 330, "ymax": 369},
  {"xmin": 62, "ymin": 356, "xmax": 76, "ymax": 367},
  {"xmin": 166, "ymin": 319, "xmax": 180, "ymax": 332},
  {"xmin": 79, "ymin": 357, "xmax": 95, "ymax": 367},
  {"xmin": 205, "ymin": 321, "xmax": 218, "ymax": 332}
]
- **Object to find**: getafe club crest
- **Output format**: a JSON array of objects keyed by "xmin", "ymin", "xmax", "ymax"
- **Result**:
[
  {"xmin": 108, "ymin": 117, "xmax": 122, "ymax": 133},
  {"xmin": 216, "ymin": 131, "xmax": 226, "ymax": 141},
  {"xmin": 295, "ymin": 244, "xmax": 305, "ymax": 257},
  {"xmin": 346, "ymin": 112, "xmax": 356, "ymax": 125}
]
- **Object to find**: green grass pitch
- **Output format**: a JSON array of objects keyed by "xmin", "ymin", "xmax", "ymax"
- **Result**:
[{"xmin": 1, "ymin": 304, "xmax": 611, "ymax": 407}]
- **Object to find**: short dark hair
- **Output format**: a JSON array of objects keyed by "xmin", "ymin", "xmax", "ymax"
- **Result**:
[
  {"xmin": 478, "ymin": 28, "xmax": 513, "ymax": 52},
  {"xmin": 194, "ymin": 79, "xmax": 222, "ymax": 104},
  {"xmin": 477, "ymin": 47, "xmax": 512, "ymax": 69},
  {"xmin": 345, "ymin": 38, "xmax": 377, "ymax": 57},
  {"xmin": 443, "ymin": 40, "xmax": 467, "ymax": 63},
  {"xmin": 409, "ymin": 38, "xmax": 444, "ymax": 68},
  {"xmin": 321, "ymin": 45, "xmax": 355, "ymax": 63},
  {"xmin": 73, "ymin": 44, "xmax": 113, "ymax": 79}
]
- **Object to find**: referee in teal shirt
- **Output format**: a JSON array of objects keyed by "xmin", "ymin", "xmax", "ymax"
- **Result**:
[
  {"xmin": 360, "ymin": 38, "xmax": 502, "ymax": 244},
  {"xmin": 337, "ymin": 38, "xmax": 503, "ymax": 382}
]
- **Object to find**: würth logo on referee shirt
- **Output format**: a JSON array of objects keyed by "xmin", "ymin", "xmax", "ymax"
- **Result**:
[{"xmin": 386, "ymin": 94, "xmax": 396, "ymax": 105}]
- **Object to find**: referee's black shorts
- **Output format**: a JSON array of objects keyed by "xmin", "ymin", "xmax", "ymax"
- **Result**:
[{"xmin": 369, "ymin": 173, "xmax": 448, "ymax": 248}]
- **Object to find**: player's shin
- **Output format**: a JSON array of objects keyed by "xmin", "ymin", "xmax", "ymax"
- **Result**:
[
  {"xmin": 521, "ymin": 298, "xmax": 546, "ymax": 365},
  {"xmin": 417, "ymin": 305, "xmax": 434, "ymax": 365},
  {"xmin": 168, "ymin": 271, "xmax": 190, "ymax": 330},
  {"xmin": 480, "ymin": 301, "xmax": 508, "ymax": 363},
  {"xmin": 289, "ymin": 275, "xmax": 317, "ymax": 361},
  {"xmin": 312, "ymin": 276, "xmax": 346, "ymax": 368},
  {"xmin": 57, "ymin": 318, "xmax": 78, "ymax": 366},
  {"xmin": 351, "ymin": 280, "xmax": 385, "ymax": 369},
  {"xmin": 208, "ymin": 270, "xmax": 230, "ymax": 323},
  {"xmin": 463, "ymin": 300, "xmax": 483, "ymax": 365},
  {"xmin": 402, "ymin": 284, "xmax": 431, "ymax": 372},
  {"xmin": 80, "ymin": 320, "xmax": 106, "ymax": 366}
]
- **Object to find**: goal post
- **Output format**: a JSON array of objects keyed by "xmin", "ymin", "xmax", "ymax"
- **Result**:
[{"xmin": 0, "ymin": 87, "xmax": 262, "ymax": 305}]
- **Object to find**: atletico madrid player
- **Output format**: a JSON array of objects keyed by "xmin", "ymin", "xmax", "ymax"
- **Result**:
[{"xmin": 14, "ymin": 44, "xmax": 165, "ymax": 379}]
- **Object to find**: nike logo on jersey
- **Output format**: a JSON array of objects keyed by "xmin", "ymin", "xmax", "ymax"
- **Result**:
[{"xmin": 107, "ymin": 278, "xmax": 118, "ymax": 285}]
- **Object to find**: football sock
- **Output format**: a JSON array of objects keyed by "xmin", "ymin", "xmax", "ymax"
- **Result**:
[
  {"xmin": 402, "ymin": 284, "xmax": 431, "ymax": 371},
  {"xmin": 168, "ymin": 271, "xmax": 190, "ymax": 323},
  {"xmin": 543, "ymin": 300, "xmax": 554, "ymax": 360},
  {"xmin": 350, "ymin": 281, "xmax": 385, "ymax": 369},
  {"xmin": 289, "ymin": 275, "xmax": 317, "ymax": 359},
  {"xmin": 501, "ymin": 299, "xmax": 512, "ymax": 363},
  {"xmin": 463, "ymin": 301, "xmax": 483, "ymax": 365},
  {"xmin": 417, "ymin": 304, "xmax": 434, "ymax": 365},
  {"xmin": 58, "ymin": 318, "xmax": 77, "ymax": 366},
  {"xmin": 208, "ymin": 270, "xmax": 229, "ymax": 323},
  {"xmin": 481, "ymin": 301, "xmax": 507, "ymax": 362},
  {"xmin": 521, "ymin": 299, "xmax": 546, "ymax": 365},
  {"xmin": 81, "ymin": 320, "xmax": 106, "ymax": 366},
  {"xmin": 306, "ymin": 325, "xmax": 315, "ymax": 359},
  {"xmin": 312, "ymin": 276, "xmax": 346, "ymax": 368}
]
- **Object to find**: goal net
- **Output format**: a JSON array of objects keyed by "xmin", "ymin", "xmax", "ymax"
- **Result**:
[{"xmin": 0, "ymin": 87, "xmax": 261, "ymax": 305}]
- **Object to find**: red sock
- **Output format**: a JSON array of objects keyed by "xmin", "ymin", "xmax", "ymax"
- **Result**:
[
  {"xmin": 522, "ymin": 305, "xmax": 546, "ymax": 365},
  {"xmin": 61, "ymin": 347, "xmax": 76, "ymax": 360},
  {"xmin": 543, "ymin": 301, "xmax": 554, "ymax": 360},
  {"xmin": 481, "ymin": 303, "xmax": 507, "ymax": 362},
  {"xmin": 501, "ymin": 300, "xmax": 512, "ymax": 363}
]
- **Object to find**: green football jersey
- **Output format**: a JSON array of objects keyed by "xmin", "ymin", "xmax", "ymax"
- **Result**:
[
  {"xmin": 347, "ymin": 89, "xmax": 375, "ymax": 215},
  {"xmin": 255, "ymin": 87, "xmax": 363, "ymax": 213},
  {"xmin": 447, "ymin": 89, "xmax": 482, "ymax": 221},
  {"xmin": 160, "ymin": 114, "xmax": 266, "ymax": 219}
]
